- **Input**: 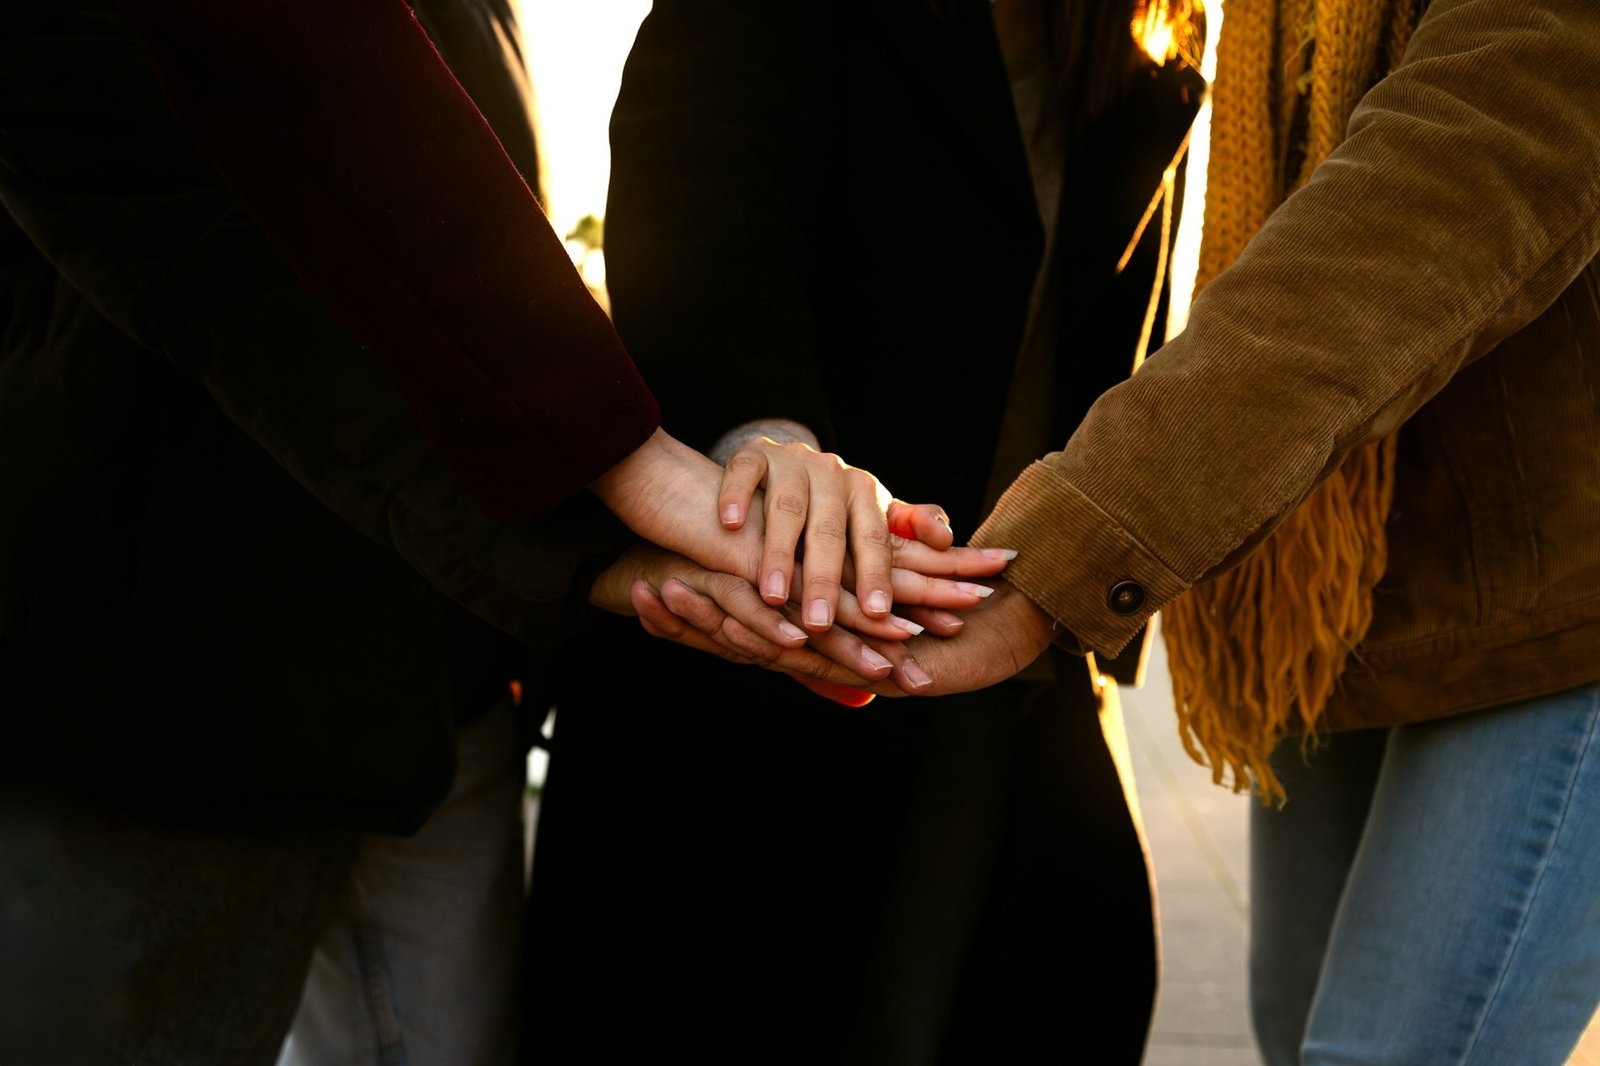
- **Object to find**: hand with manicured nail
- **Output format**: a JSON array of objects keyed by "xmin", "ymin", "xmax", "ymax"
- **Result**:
[
  {"xmin": 716, "ymin": 434, "xmax": 960, "ymax": 632},
  {"xmin": 588, "ymin": 543, "xmax": 996, "ymax": 693},
  {"xmin": 792, "ymin": 580, "xmax": 1059, "ymax": 704}
]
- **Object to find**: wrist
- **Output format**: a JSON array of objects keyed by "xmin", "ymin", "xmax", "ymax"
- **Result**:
[
  {"xmin": 708, "ymin": 418, "xmax": 821, "ymax": 465},
  {"xmin": 589, "ymin": 426, "xmax": 717, "ymax": 533}
]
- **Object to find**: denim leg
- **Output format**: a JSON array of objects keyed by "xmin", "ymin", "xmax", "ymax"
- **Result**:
[
  {"xmin": 0, "ymin": 799, "xmax": 355, "ymax": 1066},
  {"xmin": 1249, "ymin": 728, "xmax": 1387, "ymax": 1066},
  {"xmin": 1301, "ymin": 682, "xmax": 1600, "ymax": 1066},
  {"xmin": 278, "ymin": 697, "xmax": 527, "ymax": 1066}
]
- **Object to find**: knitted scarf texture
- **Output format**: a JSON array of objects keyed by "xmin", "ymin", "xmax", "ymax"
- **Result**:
[{"xmin": 1160, "ymin": 0, "xmax": 1421, "ymax": 803}]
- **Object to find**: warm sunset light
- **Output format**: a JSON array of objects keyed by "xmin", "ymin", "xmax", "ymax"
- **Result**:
[
  {"xmin": 1132, "ymin": 0, "xmax": 1204, "ymax": 69},
  {"xmin": 515, "ymin": 0, "xmax": 652, "ymax": 303}
]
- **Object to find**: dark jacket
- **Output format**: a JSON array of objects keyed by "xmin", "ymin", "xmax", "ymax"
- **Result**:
[
  {"xmin": 521, "ymin": 1, "xmax": 1198, "ymax": 1062},
  {"xmin": 0, "ymin": 0, "xmax": 644, "ymax": 831}
]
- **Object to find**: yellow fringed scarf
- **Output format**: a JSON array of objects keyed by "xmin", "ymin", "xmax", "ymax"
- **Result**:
[{"xmin": 1161, "ymin": 0, "xmax": 1422, "ymax": 803}]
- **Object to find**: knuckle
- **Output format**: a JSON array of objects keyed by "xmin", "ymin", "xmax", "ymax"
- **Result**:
[
  {"xmin": 808, "ymin": 516, "xmax": 847, "ymax": 544},
  {"xmin": 771, "ymin": 492, "xmax": 807, "ymax": 518},
  {"xmin": 856, "ymin": 524, "xmax": 894, "ymax": 550},
  {"xmin": 725, "ymin": 453, "xmax": 762, "ymax": 476},
  {"xmin": 707, "ymin": 571, "xmax": 744, "ymax": 598}
]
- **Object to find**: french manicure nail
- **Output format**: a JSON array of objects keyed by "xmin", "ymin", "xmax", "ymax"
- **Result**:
[
  {"xmin": 764, "ymin": 572, "xmax": 786, "ymax": 602},
  {"xmin": 777, "ymin": 621, "xmax": 808, "ymax": 643},
  {"xmin": 861, "ymin": 646, "xmax": 894, "ymax": 672},
  {"xmin": 980, "ymin": 548, "xmax": 1019, "ymax": 560},
  {"xmin": 902, "ymin": 660, "xmax": 933, "ymax": 688},
  {"xmin": 722, "ymin": 504, "xmax": 741, "ymax": 526},
  {"xmin": 956, "ymin": 582, "xmax": 994, "ymax": 598},
  {"xmin": 890, "ymin": 615, "xmax": 925, "ymax": 635},
  {"xmin": 808, "ymin": 599, "xmax": 831, "ymax": 627},
  {"xmin": 937, "ymin": 612, "xmax": 965, "ymax": 629},
  {"xmin": 867, "ymin": 590, "xmax": 890, "ymax": 614}
]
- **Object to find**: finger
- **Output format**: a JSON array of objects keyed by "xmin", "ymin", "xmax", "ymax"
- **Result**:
[
  {"xmin": 718, "ymin": 448, "xmax": 767, "ymax": 530},
  {"xmin": 698, "ymin": 570, "xmax": 810, "ymax": 650},
  {"xmin": 657, "ymin": 578, "xmax": 870, "ymax": 684},
  {"xmin": 760, "ymin": 465, "xmax": 809, "ymax": 606},
  {"xmin": 889, "ymin": 569, "xmax": 998, "ymax": 609},
  {"xmin": 659, "ymin": 582, "xmax": 812, "ymax": 665},
  {"xmin": 847, "ymin": 481, "xmax": 896, "ymax": 619},
  {"xmin": 792, "ymin": 676, "xmax": 877, "ymax": 707},
  {"xmin": 886, "ymin": 501, "xmax": 954, "ymax": 551},
  {"xmin": 854, "ymin": 635, "xmax": 933, "ymax": 695},
  {"xmin": 900, "ymin": 605, "xmax": 966, "ymax": 638},
  {"xmin": 659, "ymin": 577, "xmax": 732, "ymax": 637},
  {"xmin": 630, "ymin": 580, "xmax": 688, "ymax": 639},
  {"xmin": 831, "ymin": 584, "xmax": 924, "ymax": 642},
  {"xmin": 755, "ymin": 637, "xmax": 884, "ymax": 686},
  {"xmin": 631, "ymin": 583, "xmax": 750, "ymax": 665},
  {"xmin": 713, "ymin": 614, "xmax": 792, "ymax": 663},
  {"xmin": 890, "ymin": 540, "xmax": 1017, "ymax": 578},
  {"xmin": 798, "ymin": 469, "xmax": 850, "ymax": 631},
  {"xmin": 800, "ymin": 615, "xmax": 900, "ymax": 682}
]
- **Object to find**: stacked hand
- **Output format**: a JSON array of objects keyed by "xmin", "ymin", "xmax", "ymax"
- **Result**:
[{"xmin": 589, "ymin": 430, "xmax": 1055, "ymax": 702}]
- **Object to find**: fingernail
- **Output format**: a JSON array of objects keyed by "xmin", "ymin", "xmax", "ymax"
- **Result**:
[
  {"xmin": 956, "ymin": 582, "xmax": 994, "ymax": 598},
  {"xmin": 890, "ymin": 615, "xmax": 925, "ymax": 635},
  {"xmin": 902, "ymin": 659, "xmax": 933, "ymax": 688},
  {"xmin": 981, "ymin": 548, "xmax": 1019, "ymax": 560},
  {"xmin": 808, "ymin": 599, "xmax": 831, "ymax": 627},
  {"xmin": 777, "ymin": 621, "xmax": 808, "ymax": 643},
  {"xmin": 861, "ymin": 646, "xmax": 893, "ymax": 673},
  {"xmin": 867, "ymin": 590, "xmax": 890, "ymax": 614},
  {"xmin": 722, "ymin": 504, "xmax": 741, "ymax": 526},
  {"xmin": 764, "ymin": 572, "xmax": 787, "ymax": 602},
  {"xmin": 936, "ymin": 611, "xmax": 964, "ymax": 629}
]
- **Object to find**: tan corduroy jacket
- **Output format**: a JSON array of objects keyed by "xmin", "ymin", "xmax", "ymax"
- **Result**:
[{"xmin": 971, "ymin": 0, "xmax": 1600, "ymax": 732}]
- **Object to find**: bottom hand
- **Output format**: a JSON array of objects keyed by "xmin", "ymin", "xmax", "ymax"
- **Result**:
[{"xmin": 801, "ymin": 580, "xmax": 1058, "ymax": 702}]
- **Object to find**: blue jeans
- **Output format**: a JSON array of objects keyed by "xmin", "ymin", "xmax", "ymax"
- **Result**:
[
  {"xmin": 278, "ymin": 697, "xmax": 527, "ymax": 1066},
  {"xmin": 1250, "ymin": 682, "xmax": 1600, "ymax": 1065}
]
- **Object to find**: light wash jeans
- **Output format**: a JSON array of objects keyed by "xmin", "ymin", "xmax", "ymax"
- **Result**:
[
  {"xmin": 1250, "ymin": 681, "xmax": 1600, "ymax": 1065},
  {"xmin": 278, "ymin": 697, "xmax": 527, "ymax": 1066}
]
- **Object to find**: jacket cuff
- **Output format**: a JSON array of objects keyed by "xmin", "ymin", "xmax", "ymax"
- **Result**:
[{"xmin": 970, "ymin": 461, "xmax": 1186, "ymax": 658}]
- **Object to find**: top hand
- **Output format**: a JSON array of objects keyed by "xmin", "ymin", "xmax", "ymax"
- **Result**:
[{"xmin": 717, "ymin": 435, "xmax": 963, "ymax": 632}]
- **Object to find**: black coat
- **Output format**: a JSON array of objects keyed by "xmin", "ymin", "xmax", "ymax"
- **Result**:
[
  {"xmin": 523, "ymin": 0, "xmax": 1200, "ymax": 1061},
  {"xmin": 0, "ymin": 0, "xmax": 630, "ymax": 832}
]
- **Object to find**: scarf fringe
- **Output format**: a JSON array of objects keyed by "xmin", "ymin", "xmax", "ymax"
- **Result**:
[
  {"xmin": 1157, "ymin": 0, "xmax": 1420, "ymax": 802},
  {"xmin": 1164, "ymin": 435, "xmax": 1396, "ymax": 802}
]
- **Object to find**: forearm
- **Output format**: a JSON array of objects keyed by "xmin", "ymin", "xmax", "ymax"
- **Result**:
[
  {"xmin": 0, "ymin": 6, "xmax": 638, "ymax": 653},
  {"xmin": 110, "ymin": 0, "xmax": 660, "ymax": 520},
  {"xmin": 974, "ymin": 0, "xmax": 1600, "ymax": 656}
]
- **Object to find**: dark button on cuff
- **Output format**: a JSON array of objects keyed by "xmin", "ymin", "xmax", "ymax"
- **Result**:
[{"xmin": 1107, "ymin": 580, "xmax": 1147, "ymax": 615}]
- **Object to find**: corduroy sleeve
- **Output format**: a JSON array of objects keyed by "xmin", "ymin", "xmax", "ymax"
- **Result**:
[
  {"xmin": 972, "ymin": 0, "xmax": 1600, "ymax": 658},
  {"xmin": 111, "ymin": 0, "xmax": 660, "ymax": 522}
]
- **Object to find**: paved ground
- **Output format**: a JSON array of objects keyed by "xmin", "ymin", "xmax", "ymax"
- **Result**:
[{"xmin": 1120, "ymin": 623, "xmax": 1258, "ymax": 1065}]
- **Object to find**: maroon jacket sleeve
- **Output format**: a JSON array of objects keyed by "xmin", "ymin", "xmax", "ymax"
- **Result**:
[{"xmin": 111, "ymin": 0, "xmax": 660, "ymax": 521}]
